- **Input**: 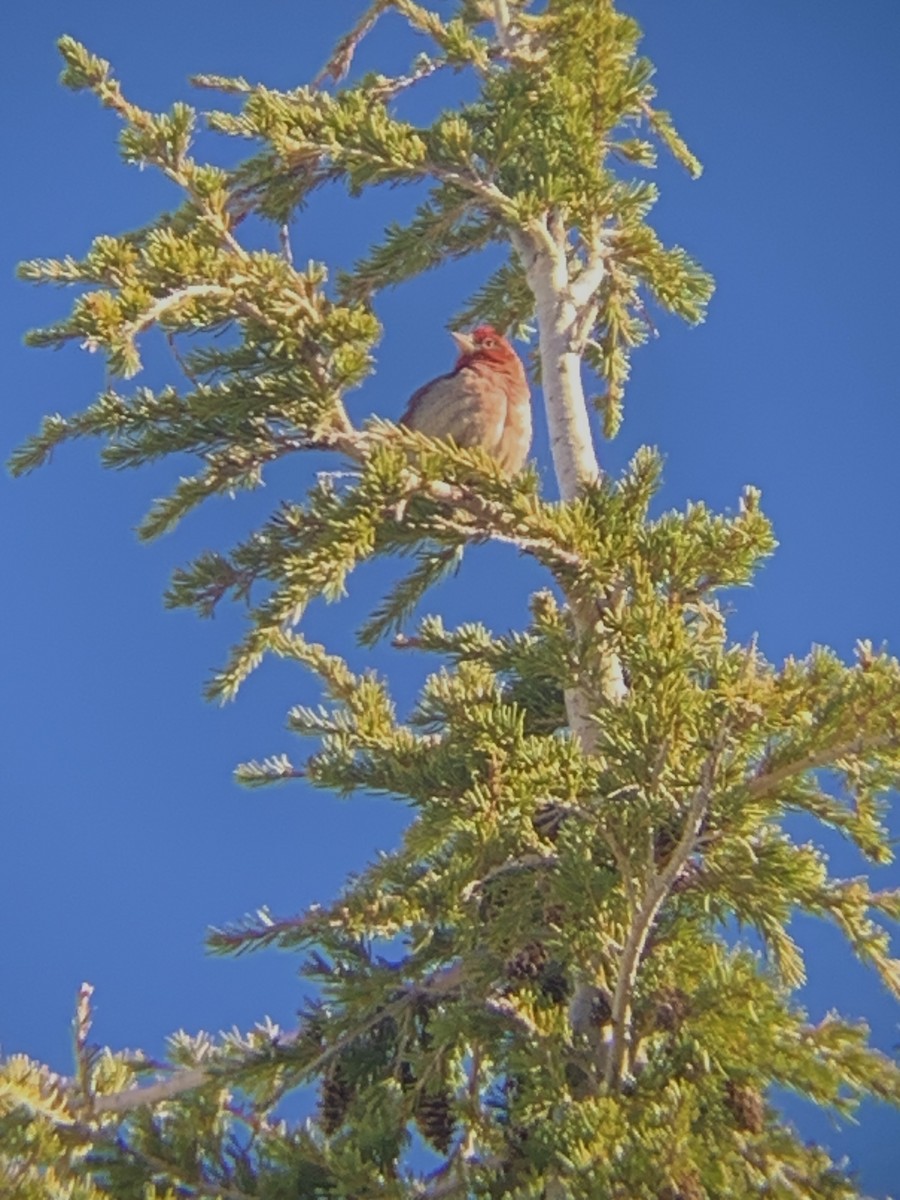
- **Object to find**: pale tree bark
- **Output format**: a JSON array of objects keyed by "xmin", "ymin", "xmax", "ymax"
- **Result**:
[
  {"xmin": 510, "ymin": 218, "xmax": 628, "ymax": 755},
  {"xmin": 510, "ymin": 226, "xmax": 601, "ymax": 492},
  {"xmin": 493, "ymin": 2, "xmax": 631, "ymax": 1089},
  {"xmin": 512, "ymin": 213, "xmax": 630, "ymax": 1079},
  {"xmin": 490, "ymin": 5, "xmax": 627, "ymax": 742}
]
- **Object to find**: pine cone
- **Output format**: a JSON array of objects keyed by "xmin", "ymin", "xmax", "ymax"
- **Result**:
[
  {"xmin": 415, "ymin": 1089, "xmax": 456, "ymax": 1154},
  {"xmin": 653, "ymin": 987, "xmax": 691, "ymax": 1033},
  {"xmin": 532, "ymin": 801, "xmax": 567, "ymax": 841},
  {"xmin": 319, "ymin": 1067, "xmax": 353, "ymax": 1135},
  {"xmin": 588, "ymin": 987, "xmax": 613, "ymax": 1025},
  {"xmin": 659, "ymin": 1170, "xmax": 704, "ymax": 1200},
  {"xmin": 506, "ymin": 941, "xmax": 548, "ymax": 981},
  {"xmin": 724, "ymin": 1079, "xmax": 765, "ymax": 1134},
  {"xmin": 653, "ymin": 821, "xmax": 680, "ymax": 865},
  {"xmin": 539, "ymin": 962, "xmax": 572, "ymax": 1004}
]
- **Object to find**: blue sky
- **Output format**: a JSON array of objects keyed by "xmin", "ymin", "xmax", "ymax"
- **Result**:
[{"xmin": 3, "ymin": 2, "xmax": 899, "ymax": 1192}]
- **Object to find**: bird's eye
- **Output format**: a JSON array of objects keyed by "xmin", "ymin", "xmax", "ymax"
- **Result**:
[{"xmin": 481, "ymin": 337, "xmax": 496, "ymax": 348}]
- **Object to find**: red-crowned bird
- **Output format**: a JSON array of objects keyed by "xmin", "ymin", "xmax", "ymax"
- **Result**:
[{"xmin": 400, "ymin": 325, "xmax": 531, "ymax": 473}]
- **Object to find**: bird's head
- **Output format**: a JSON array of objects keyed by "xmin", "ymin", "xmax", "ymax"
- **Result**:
[{"xmin": 451, "ymin": 324, "xmax": 518, "ymax": 369}]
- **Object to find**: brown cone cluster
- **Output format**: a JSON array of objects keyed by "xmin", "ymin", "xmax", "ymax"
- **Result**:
[
  {"xmin": 415, "ymin": 1088, "xmax": 456, "ymax": 1154},
  {"xmin": 505, "ymin": 941, "xmax": 570, "ymax": 1003},
  {"xmin": 505, "ymin": 941, "xmax": 549, "ymax": 981},
  {"xmin": 659, "ymin": 1170, "xmax": 704, "ymax": 1200},
  {"xmin": 319, "ymin": 1066, "xmax": 354, "ymax": 1135},
  {"xmin": 653, "ymin": 987, "xmax": 691, "ymax": 1033},
  {"xmin": 724, "ymin": 1079, "xmax": 766, "ymax": 1134}
]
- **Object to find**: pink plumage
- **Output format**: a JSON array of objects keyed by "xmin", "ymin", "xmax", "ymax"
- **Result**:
[{"xmin": 400, "ymin": 326, "xmax": 532, "ymax": 474}]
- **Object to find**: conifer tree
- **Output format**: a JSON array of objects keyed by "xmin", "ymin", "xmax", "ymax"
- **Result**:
[{"xmin": 4, "ymin": 3, "xmax": 900, "ymax": 1198}]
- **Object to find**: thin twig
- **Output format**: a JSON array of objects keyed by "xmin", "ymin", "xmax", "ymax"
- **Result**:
[
  {"xmin": 604, "ymin": 829, "xmax": 636, "ymax": 915},
  {"xmin": 369, "ymin": 56, "xmax": 449, "ymax": 101},
  {"xmin": 419, "ymin": 1155, "xmax": 505, "ymax": 1200},
  {"xmin": 392, "ymin": 633, "xmax": 424, "ymax": 650},
  {"xmin": 90, "ymin": 961, "xmax": 466, "ymax": 1115},
  {"xmin": 461, "ymin": 852, "xmax": 558, "ymax": 902},
  {"xmin": 633, "ymin": 294, "xmax": 660, "ymax": 340},
  {"xmin": 122, "ymin": 284, "xmax": 233, "ymax": 340},
  {"xmin": 74, "ymin": 1125, "xmax": 255, "ymax": 1200},
  {"xmin": 73, "ymin": 983, "xmax": 95, "ymax": 1112},
  {"xmin": 313, "ymin": 0, "xmax": 392, "ymax": 87},
  {"xmin": 744, "ymin": 733, "xmax": 898, "ymax": 802},
  {"xmin": 166, "ymin": 331, "xmax": 201, "ymax": 387}
]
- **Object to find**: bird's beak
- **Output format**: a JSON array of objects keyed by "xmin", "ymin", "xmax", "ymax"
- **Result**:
[{"xmin": 451, "ymin": 330, "xmax": 475, "ymax": 356}]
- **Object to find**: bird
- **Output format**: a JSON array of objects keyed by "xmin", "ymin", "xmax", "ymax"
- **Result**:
[{"xmin": 399, "ymin": 325, "xmax": 532, "ymax": 474}]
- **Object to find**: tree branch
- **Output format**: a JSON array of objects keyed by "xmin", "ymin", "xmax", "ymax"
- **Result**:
[
  {"xmin": 461, "ymin": 851, "xmax": 558, "ymax": 902},
  {"xmin": 603, "ymin": 720, "xmax": 731, "ymax": 1088},
  {"xmin": 422, "ymin": 508, "xmax": 583, "ymax": 572},
  {"xmin": 419, "ymin": 1154, "xmax": 504, "ymax": 1200},
  {"xmin": 310, "ymin": 424, "xmax": 589, "ymax": 576},
  {"xmin": 491, "ymin": 0, "xmax": 516, "ymax": 55},
  {"xmin": 605, "ymin": 829, "xmax": 637, "ymax": 916},
  {"xmin": 313, "ymin": 0, "xmax": 392, "ymax": 87},
  {"xmin": 75, "ymin": 1124, "xmax": 256, "ymax": 1200},
  {"xmin": 424, "ymin": 163, "xmax": 517, "ymax": 220},
  {"xmin": 119, "ymin": 284, "xmax": 234, "ymax": 340},
  {"xmin": 509, "ymin": 227, "xmax": 599, "ymax": 498},
  {"xmin": 88, "ymin": 961, "xmax": 468, "ymax": 1115},
  {"xmin": 510, "ymin": 216, "xmax": 627, "ymax": 751},
  {"xmin": 744, "ymin": 733, "xmax": 899, "ymax": 802},
  {"xmin": 92, "ymin": 1066, "xmax": 218, "ymax": 1115},
  {"xmin": 569, "ymin": 229, "xmax": 609, "ymax": 313},
  {"xmin": 369, "ymin": 55, "xmax": 452, "ymax": 101}
]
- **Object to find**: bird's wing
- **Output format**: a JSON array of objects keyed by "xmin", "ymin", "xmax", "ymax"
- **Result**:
[{"xmin": 400, "ymin": 367, "xmax": 507, "ymax": 452}]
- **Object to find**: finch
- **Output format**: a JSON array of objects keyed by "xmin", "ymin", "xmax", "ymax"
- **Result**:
[{"xmin": 399, "ymin": 325, "xmax": 532, "ymax": 474}]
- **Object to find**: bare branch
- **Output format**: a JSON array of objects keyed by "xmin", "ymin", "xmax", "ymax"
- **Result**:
[
  {"xmin": 313, "ymin": 0, "xmax": 392, "ymax": 87},
  {"xmin": 165, "ymin": 331, "xmax": 201, "ymax": 387},
  {"xmin": 94, "ymin": 1067, "xmax": 213, "ymax": 1115},
  {"xmin": 569, "ymin": 230, "xmax": 609, "ymax": 313},
  {"xmin": 120, "ymin": 284, "xmax": 234, "ymax": 341}
]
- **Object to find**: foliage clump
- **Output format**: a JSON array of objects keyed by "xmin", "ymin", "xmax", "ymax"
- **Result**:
[{"xmin": 4, "ymin": 4, "xmax": 898, "ymax": 1199}]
